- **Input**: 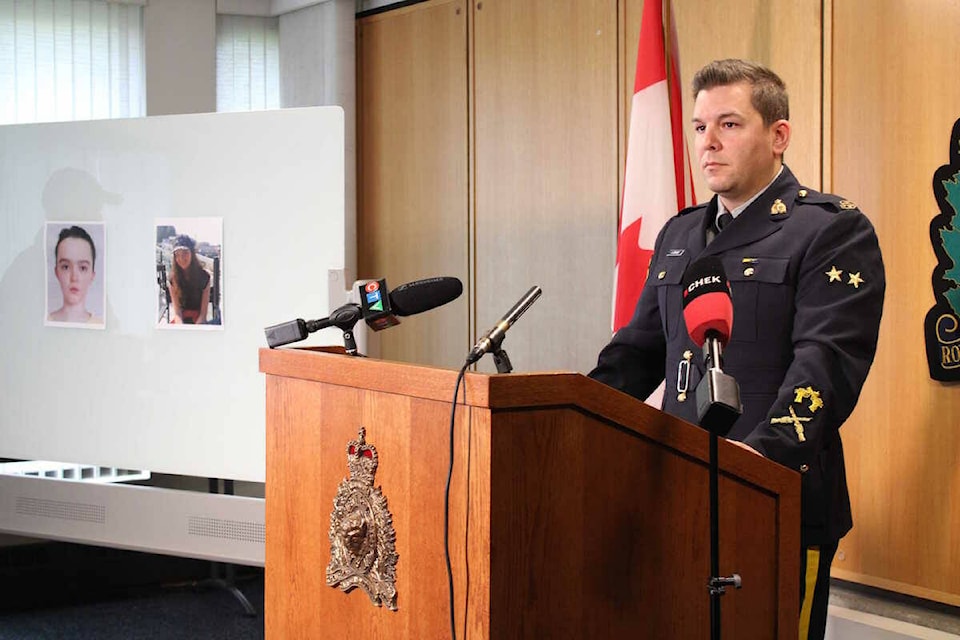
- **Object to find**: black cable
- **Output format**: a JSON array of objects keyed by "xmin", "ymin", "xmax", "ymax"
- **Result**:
[{"xmin": 444, "ymin": 362, "xmax": 468, "ymax": 640}]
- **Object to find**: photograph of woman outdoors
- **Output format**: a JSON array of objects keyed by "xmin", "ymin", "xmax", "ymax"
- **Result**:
[
  {"xmin": 45, "ymin": 223, "xmax": 105, "ymax": 328},
  {"xmin": 169, "ymin": 234, "xmax": 210, "ymax": 324},
  {"xmin": 156, "ymin": 218, "xmax": 222, "ymax": 329}
]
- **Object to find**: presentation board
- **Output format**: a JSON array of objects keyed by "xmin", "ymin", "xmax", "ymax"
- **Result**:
[{"xmin": 0, "ymin": 107, "xmax": 346, "ymax": 482}]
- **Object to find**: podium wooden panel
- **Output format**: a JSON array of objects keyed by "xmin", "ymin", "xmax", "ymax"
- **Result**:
[{"xmin": 260, "ymin": 348, "xmax": 800, "ymax": 639}]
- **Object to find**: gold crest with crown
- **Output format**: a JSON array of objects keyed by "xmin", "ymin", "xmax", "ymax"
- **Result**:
[{"xmin": 326, "ymin": 427, "xmax": 399, "ymax": 610}]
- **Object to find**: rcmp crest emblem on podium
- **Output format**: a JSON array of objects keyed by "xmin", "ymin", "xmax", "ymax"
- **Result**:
[{"xmin": 326, "ymin": 427, "xmax": 399, "ymax": 610}]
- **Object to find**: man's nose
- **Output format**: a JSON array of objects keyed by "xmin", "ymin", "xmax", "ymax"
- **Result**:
[
  {"xmin": 69, "ymin": 267, "xmax": 78, "ymax": 281},
  {"xmin": 703, "ymin": 126, "xmax": 720, "ymax": 150}
]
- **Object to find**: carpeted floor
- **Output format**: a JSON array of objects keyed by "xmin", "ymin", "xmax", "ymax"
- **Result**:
[{"xmin": 0, "ymin": 542, "xmax": 264, "ymax": 640}]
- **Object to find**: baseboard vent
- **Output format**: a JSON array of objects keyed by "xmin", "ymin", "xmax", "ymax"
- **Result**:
[
  {"xmin": 0, "ymin": 474, "xmax": 264, "ymax": 565},
  {"xmin": 15, "ymin": 496, "xmax": 106, "ymax": 524},
  {"xmin": 187, "ymin": 516, "xmax": 265, "ymax": 544}
]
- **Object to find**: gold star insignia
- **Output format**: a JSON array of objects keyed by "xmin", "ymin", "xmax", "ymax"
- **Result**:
[
  {"xmin": 826, "ymin": 266, "xmax": 843, "ymax": 282},
  {"xmin": 798, "ymin": 189, "xmax": 808, "ymax": 198},
  {"xmin": 848, "ymin": 272, "xmax": 864, "ymax": 288},
  {"xmin": 839, "ymin": 200, "xmax": 857, "ymax": 210},
  {"xmin": 771, "ymin": 199, "xmax": 787, "ymax": 215}
]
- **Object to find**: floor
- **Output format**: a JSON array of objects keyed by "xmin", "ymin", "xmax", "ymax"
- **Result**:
[
  {"xmin": 827, "ymin": 581, "xmax": 960, "ymax": 640},
  {"xmin": 2, "ymin": 542, "xmax": 959, "ymax": 639}
]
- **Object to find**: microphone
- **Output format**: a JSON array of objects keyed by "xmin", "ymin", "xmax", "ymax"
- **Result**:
[
  {"xmin": 360, "ymin": 276, "xmax": 464, "ymax": 331},
  {"xmin": 265, "ymin": 276, "xmax": 463, "ymax": 347},
  {"xmin": 466, "ymin": 285, "xmax": 542, "ymax": 366},
  {"xmin": 680, "ymin": 257, "xmax": 741, "ymax": 435},
  {"xmin": 681, "ymin": 256, "xmax": 733, "ymax": 348},
  {"xmin": 264, "ymin": 304, "xmax": 362, "ymax": 348}
]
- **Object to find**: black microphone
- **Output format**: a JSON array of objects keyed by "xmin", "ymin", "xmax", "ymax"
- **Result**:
[
  {"xmin": 264, "ymin": 304, "xmax": 362, "ymax": 348},
  {"xmin": 360, "ymin": 276, "xmax": 463, "ymax": 331},
  {"xmin": 680, "ymin": 257, "xmax": 741, "ymax": 435},
  {"xmin": 265, "ymin": 276, "xmax": 464, "ymax": 347},
  {"xmin": 466, "ymin": 285, "xmax": 542, "ymax": 365}
]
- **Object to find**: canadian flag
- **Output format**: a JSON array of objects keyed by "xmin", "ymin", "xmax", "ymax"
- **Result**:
[{"xmin": 613, "ymin": 0, "xmax": 695, "ymax": 332}]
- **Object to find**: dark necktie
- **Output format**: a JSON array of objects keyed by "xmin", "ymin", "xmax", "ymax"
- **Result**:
[{"xmin": 716, "ymin": 212, "xmax": 733, "ymax": 233}]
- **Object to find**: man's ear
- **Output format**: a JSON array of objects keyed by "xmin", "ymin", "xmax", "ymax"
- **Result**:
[{"xmin": 772, "ymin": 119, "xmax": 791, "ymax": 156}]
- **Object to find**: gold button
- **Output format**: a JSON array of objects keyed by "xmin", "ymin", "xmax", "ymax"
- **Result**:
[
  {"xmin": 743, "ymin": 267, "xmax": 755, "ymax": 277},
  {"xmin": 658, "ymin": 271, "xmax": 666, "ymax": 280},
  {"xmin": 799, "ymin": 464, "xmax": 809, "ymax": 473},
  {"xmin": 683, "ymin": 350, "xmax": 693, "ymax": 360},
  {"xmin": 798, "ymin": 189, "xmax": 808, "ymax": 198},
  {"xmin": 678, "ymin": 392, "xmax": 687, "ymax": 402}
]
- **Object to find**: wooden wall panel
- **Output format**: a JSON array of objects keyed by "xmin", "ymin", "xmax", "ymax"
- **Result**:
[
  {"xmin": 622, "ymin": 0, "xmax": 823, "ymax": 200},
  {"xmin": 357, "ymin": 0, "xmax": 960, "ymax": 603},
  {"xmin": 830, "ymin": 0, "xmax": 960, "ymax": 606},
  {"xmin": 357, "ymin": 0, "xmax": 470, "ymax": 369},
  {"xmin": 473, "ymin": 0, "xmax": 620, "ymax": 375}
]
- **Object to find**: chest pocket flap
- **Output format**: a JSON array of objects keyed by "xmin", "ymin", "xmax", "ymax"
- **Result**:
[
  {"xmin": 651, "ymin": 253, "xmax": 690, "ymax": 338},
  {"xmin": 651, "ymin": 254, "xmax": 691, "ymax": 286},
  {"xmin": 722, "ymin": 256, "xmax": 789, "ymax": 284},
  {"xmin": 720, "ymin": 256, "xmax": 791, "ymax": 343}
]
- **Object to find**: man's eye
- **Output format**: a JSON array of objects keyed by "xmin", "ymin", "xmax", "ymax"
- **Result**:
[
  {"xmin": 694, "ymin": 124, "xmax": 705, "ymax": 133},
  {"xmin": 722, "ymin": 122, "xmax": 737, "ymax": 128},
  {"xmin": 80, "ymin": 265, "xmax": 88, "ymax": 272}
]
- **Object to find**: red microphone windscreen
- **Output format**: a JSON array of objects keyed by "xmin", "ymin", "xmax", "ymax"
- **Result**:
[
  {"xmin": 680, "ymin": 256, "xmax": 733, "ymax": 347},
  {"xmin": 682, "ymin": 292, "xmax": 733, "ymax": 347}
]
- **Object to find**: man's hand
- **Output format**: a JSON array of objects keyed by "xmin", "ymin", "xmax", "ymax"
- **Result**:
[{"xmin": 727, "ymin": 439, "xmax": 762, "ymax": 456}]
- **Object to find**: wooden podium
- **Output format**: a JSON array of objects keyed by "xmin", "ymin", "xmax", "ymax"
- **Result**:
[{"xmin": 260, "ymin": 348, "xmax": 800, "ymax": 639}]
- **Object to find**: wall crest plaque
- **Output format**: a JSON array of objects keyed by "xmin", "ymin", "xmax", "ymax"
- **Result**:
[
  {"xmin": 326, "ymin": 427, "xmax": 398, "ymax": 610},
  {"xmin": 925, "ymin": 117, "xmax": 960, "ymax": 380}
]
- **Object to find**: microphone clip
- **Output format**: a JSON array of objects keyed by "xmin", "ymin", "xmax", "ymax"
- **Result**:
[
  {"xmin": 695, "ymin": 330, "xmax": 742, "ymax": 436},
  {"xmin": 491, "ymin": 346, "xmax": 513, "ymax": 374}
]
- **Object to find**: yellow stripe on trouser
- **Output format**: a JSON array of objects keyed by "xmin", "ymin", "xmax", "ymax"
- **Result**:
[{"xmin": 799, "ymin": 547, "xmax": 821, "ymax": 640}]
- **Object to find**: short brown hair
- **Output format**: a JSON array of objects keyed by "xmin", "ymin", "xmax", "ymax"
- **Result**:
[{"xmin": 692, "ymin": 59, "xmax": 789, "ymax": 126}]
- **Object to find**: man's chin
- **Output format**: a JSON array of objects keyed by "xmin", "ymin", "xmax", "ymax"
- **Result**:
[{"xmin": 703, "ymin": 179, "xmax": 730, "ymax": 195}]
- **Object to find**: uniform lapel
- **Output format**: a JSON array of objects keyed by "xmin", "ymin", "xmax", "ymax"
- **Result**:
[
  {"xmin": 701, "ymin": 166, "xmax": 800, "ymax": 256},
  {"xmin": 687, "ymin": 198, "xmax": 716, "ymax": 255}
]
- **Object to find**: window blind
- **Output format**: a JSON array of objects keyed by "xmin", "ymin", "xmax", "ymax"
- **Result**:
[
  {"xmin": 0, "ymin": 0, "xmax": 145, "ymax": 125},
  {"xmin": 216, "ymin": 14, "xmax": 280, "ymax": 113}
]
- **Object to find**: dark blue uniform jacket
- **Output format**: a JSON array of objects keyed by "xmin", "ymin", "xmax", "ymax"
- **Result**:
[{"xmin": 590, "ymin": 166, "xmax": 885, "ymax": 546}]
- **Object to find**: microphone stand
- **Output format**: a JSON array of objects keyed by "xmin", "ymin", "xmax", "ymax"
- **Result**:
[
  {"xmin": 341, "ymin": 326, "xmax": 360, "ymax": 356},
  {"xmin": 694, "ymin": 331, "xmax": 743, "ymax": 640},
  {"xmin": 491, "ymin": 347, "xmax": 513, "ymax": 374}
]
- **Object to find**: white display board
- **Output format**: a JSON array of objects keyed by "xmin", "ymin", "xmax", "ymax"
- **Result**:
[{"xmin": 0, "ymin": 108, "xmax": 346, "ymax": 482}]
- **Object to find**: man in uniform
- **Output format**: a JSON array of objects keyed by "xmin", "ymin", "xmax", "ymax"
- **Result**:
[{"xmin": 589, "ymin": 59, "xmax": 885, "ymax": 640}]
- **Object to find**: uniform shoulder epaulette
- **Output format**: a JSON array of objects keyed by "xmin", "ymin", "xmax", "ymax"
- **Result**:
[
  {"xmin": 795, "ymin": 187, "xmax": 860, "ymax": 213},
  {"xmin": 678, "ymin": 203, "xmax": 708, "ymax": 216}
]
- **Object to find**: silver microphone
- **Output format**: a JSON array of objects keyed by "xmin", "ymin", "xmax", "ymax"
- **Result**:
[{"xmin": 466, "ymin": 286, "xmax": 542, "ymax": 365}]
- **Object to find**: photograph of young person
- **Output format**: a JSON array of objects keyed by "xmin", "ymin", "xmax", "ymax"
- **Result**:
[
  {"xmin": 155, "ymin": 218, "xmax": 223, "ymax": 329},
  {"xmin": 168, "ymin": 234, "xmax": 210, "ymax": 325},
  {"xmin": 45, "ymin": 222, "xmax": 106, "ymax": 328}
]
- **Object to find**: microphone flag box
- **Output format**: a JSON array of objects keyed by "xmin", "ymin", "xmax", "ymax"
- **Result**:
[{"xmin": 360, "ymin": 279, "xmax": 401, "ymax": 331}]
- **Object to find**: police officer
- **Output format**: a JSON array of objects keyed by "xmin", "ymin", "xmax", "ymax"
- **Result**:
[{"xmin": 589, "ymin": 59, "xmax": 885, "ymax": 640}]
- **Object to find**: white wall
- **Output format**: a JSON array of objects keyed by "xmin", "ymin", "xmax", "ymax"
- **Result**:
[
  {"xmin": 141, "ymin": 0, "xmax": 357, "ymax": 277},
  {"xmin": 280, "ymin": 0, "xmax": 357, "ymax": 280},
  {"xmin": 144, "ymin": 0, "xmax": 217, "ymax": 116}
]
